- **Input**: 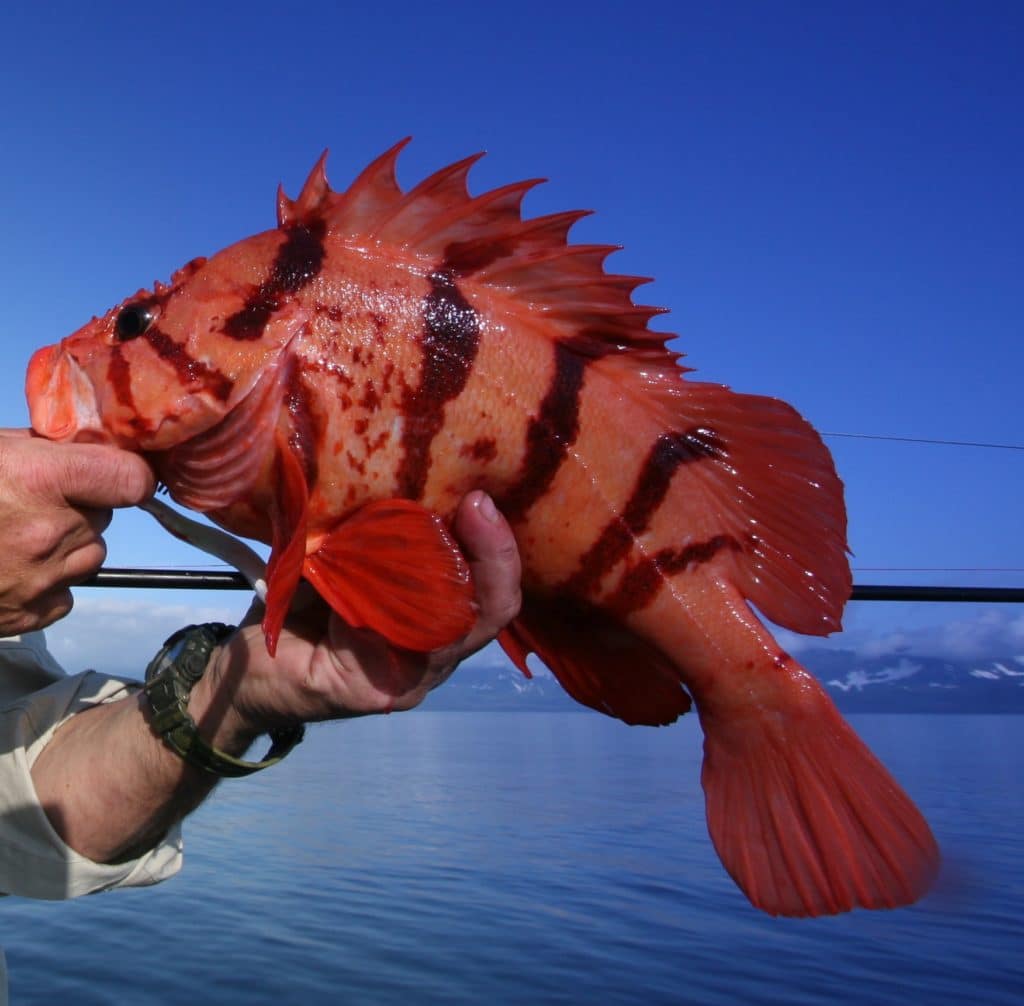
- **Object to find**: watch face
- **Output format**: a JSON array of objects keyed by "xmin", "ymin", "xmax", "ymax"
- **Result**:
[
  {"xmin": 147, "ymin": 645, "xmax": 176, "ymax": 681},
  {"xmin": 147, "ymin": 624, "xmax": 230, "ymax": 686},
  {"xmin": 147, "ymin": 632, "xmax": 188, "ymax": 682},
  {"xmin": 146, "ymin": 626, "xmax": 198, "ymax": 684}
]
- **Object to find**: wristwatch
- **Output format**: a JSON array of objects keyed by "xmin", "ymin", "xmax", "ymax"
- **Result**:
[{"xmin": 143, "ymin": 623, "xmax": 304, "ymax": 777}]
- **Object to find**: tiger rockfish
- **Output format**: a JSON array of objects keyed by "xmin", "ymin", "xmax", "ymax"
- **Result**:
[{"xmin": 26, "ymin": 141, "xmax": 939, "ymax": 916}]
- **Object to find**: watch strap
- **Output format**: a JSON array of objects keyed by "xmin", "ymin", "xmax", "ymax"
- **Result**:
[{"xmin": 143, "ymin": 623, "xmax": 304, "ymax": 778}]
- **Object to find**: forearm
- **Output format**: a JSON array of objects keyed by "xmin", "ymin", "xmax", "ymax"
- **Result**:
[{"xmin": 30, "ymin": 657, "xmax": 259, "ymax": 864}]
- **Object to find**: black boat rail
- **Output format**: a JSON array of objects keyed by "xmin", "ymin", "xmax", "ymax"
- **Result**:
[{"xmin": 81, "ymin": 568, "xmax": 1024, "ymax": 603}]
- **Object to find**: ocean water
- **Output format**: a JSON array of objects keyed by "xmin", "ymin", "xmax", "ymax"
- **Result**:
[{"xmin": 2, "ymin": 713, "xmax": 1021, "ymax": 1005}]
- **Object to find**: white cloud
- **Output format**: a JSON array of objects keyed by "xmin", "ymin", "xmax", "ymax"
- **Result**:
[
  {"xmin": 863, "ymin": 610, "xmax": 1024, "ymax": 661},
  {"xmin": 775, "ymin": 607, "xmax": 1024, "ymax": 663},
  {"xmin": 47, "ymin": 590, "xmax": 247, "ymax": 678}
]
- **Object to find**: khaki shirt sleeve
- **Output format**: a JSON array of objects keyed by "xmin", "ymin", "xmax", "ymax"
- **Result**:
[{"xmin": 0, "ymin": 637, "xmax": 183, "ymax": 900}]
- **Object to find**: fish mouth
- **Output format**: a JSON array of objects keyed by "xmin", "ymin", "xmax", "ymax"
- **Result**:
[{"xmin": 26, "ymin": 344, "xmax": 108, "ymax": 443}]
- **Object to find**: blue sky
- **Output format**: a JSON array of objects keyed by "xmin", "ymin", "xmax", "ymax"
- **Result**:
[{"xmin": 1, "ymin": 2, "xmax": 1021, "ymax": 675}]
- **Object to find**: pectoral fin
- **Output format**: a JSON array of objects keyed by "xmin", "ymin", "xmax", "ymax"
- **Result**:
[{"xmin": 304, "ymin": 499, "xmax": 475, "ymax": 652}]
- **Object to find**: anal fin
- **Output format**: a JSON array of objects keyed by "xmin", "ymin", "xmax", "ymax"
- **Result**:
[{"xmin": 498, "ymin": 592, "xmax": 691, "ymax": 726}]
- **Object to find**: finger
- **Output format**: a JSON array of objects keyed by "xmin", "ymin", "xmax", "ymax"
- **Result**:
[
  {"xmin": 23, "ymin": 507, "xmax": 112, "ymax": 563},
  {"xmin": 51, "ymin": 508, "xmax": 113, "ymax": 556},
  {"xmin": 46, "ymin": 443, "xmax": 156, "ymax": 508},
  {"xmin": 31, "ymin": 588, "xmax": 75, "ymax": 631},
  {"xmin": 59, "ymin": 540, "xmax": 108, "ymax": 586},
  {"xmin": 84, "ymin": 506, "xmax": 114, "ymax": 537},
  {"xmin": 0, "ymin": 587, "xmax": 75, "ymax": 636},
  {"xmin": 0, "ymin": 428, "xmax": 32, "ymax": 438},
  {"xmin": 449, "ymin": 491, "xmax": 522, "ymax": 655}
]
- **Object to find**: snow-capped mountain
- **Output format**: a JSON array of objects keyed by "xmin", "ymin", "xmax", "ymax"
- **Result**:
[
  {"xmin": 424, "ymin": 651, "xmax": 1024, "ymax": 713},
  {"xmin": 812, "ymin": 650, "xmax": 1024, "ymax": 713},
  {"xmin": 424, "ymin": 662, "xmax": 581, "ymax": 712}
]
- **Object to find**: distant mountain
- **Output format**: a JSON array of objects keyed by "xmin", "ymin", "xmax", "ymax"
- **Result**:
[
  {"xmin": 811, "ymin": 649, "xmax": 1024, "ymax": 714},
  {"xmin": 425, "ymin": 651, "xmax": 1024, "ymax": 714},
  {"xmin": 423, "ymin": 662, "xmax": 583, "ymax": 713}
]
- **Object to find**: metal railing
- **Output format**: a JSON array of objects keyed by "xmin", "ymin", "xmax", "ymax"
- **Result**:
[{"xmin": 81, "ymin": 568, "xmax": 1024, "ymax": 603}]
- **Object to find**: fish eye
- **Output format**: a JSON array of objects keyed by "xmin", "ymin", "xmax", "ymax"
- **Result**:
[{"xmin": 115, "ymin": 304, "xmax": 155, "ymax": 340}]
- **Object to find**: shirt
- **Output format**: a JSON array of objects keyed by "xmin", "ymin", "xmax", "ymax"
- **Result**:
[{"xmin": 0, "ymin": 632, "xmax": 183, "ymax": 1003}]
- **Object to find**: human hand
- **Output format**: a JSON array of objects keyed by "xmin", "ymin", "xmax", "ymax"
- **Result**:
[
  {"xmin": 195, "ymin": 490, "xmax": 522, "ymax": 747},
  {"xmin": 0, "ymin": 429, "xmax": 156, "ymax": 634}
]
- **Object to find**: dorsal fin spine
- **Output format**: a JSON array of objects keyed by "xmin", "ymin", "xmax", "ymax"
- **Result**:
[
  {"xmin": 407, "ymin": 177, "xmax": 545, "ymax": 251},
  {"xmin": 364, "ymin": 152, "xmax": 486, "ymax": 242},
  {"xmin": 281, "ymin": 141, "xmax": 678, "ymax": 371}
]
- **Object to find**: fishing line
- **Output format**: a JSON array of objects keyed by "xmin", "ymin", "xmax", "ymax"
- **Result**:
[
  {"xmin": 852, "ymin": 567, "xmax": 1024, "ymax": 573},
  {"xmin": 823, "ymin": 432, "xmax": 1024, "ymax": 451}
]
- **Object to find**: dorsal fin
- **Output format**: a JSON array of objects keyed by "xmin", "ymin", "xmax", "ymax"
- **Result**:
[{"xmin": 275, "ymin": 141, "xmax": 680, "ymax": 377}]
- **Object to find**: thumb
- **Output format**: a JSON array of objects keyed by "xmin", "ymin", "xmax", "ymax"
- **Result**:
[{"xmin": 450, "ymin": 491, "xmax": 522, "ymax": 654}]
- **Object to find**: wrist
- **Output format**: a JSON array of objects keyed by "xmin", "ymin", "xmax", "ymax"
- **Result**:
[{"xmin": 186, "ymin": 653, "xmax": 262, "ymax": 757}]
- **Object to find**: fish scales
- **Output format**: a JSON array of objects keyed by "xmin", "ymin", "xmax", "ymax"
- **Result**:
[{"xmin": 26, "ymin": 141, "xmax": 939, "ymax": 918}]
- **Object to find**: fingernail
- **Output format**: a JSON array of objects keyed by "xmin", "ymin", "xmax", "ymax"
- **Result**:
[{"xmin": 478, "ymin": 492, "xmax": 499, "ymax": 523}]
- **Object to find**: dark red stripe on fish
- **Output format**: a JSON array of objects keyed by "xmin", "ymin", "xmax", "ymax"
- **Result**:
[
  {"xmin": 496, "ymin": 342, "xmax": 585, "ymax": 524},
  {"xmin": 107, "ymin": 345, "xmax": 135, "ymax": 410},
  {"xmin": 143, "ymin": 328, "xmax": 234, "ymax": 401},
  {"xmin": 607, "ymin": 535, "xmax": 743, "ymax": 616},
  {"xmin": 562, "ymin": 427, "xmax": 725, "ymax": 596},
  {"xmin": 396, "ymin": 271, "xmax": 481, "ymax": 500},
  {"xmin": 107, "ymin": 344, "xmax": 155, "ymax": 436},
  {"xmin": 223, "ymin": 221, "xmax": 326, "ymax": 341}
]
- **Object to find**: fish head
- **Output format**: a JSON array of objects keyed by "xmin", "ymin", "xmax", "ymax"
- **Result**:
[{"xmin": 27, "ymin": 232, "xmax": 297, "ymax": 452}]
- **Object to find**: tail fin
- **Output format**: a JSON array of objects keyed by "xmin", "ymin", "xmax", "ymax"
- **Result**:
[{"xmin": 699, "ymin": 672, "xmax": 939, "ymax": 917}]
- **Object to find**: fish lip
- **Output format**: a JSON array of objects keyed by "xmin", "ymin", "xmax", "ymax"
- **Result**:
[{"xmin": 26, "ymin": 344, "xmax": 108, "ymax": 443}]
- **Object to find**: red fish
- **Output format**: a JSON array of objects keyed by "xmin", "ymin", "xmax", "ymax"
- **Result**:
[{"xmin": 26, "ymin": 141, "xmax": 939, "ymax": 916}]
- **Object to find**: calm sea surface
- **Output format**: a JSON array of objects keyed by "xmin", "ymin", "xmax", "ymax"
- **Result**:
[{"xmin": 2, "ymin": 713, "xmax": 1021, "ymax": 1005}]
